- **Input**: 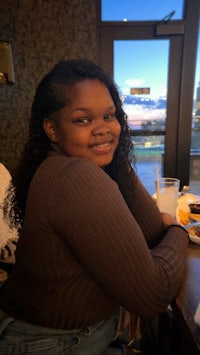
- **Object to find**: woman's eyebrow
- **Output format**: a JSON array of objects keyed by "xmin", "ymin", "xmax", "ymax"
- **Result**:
[
  {"xmin": 71, "ymin": 105, "xmax": 116, "ymax": 113},
  {"xmin": 106, "ymin": 105, "xmax": 116, "ymax": 111},
  {"xmin": 71, "ymin": 107, "xmax": 89, "ymax": 113}
]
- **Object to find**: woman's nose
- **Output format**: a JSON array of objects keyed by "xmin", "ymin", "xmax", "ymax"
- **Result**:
[{"xmin": 92, "ymin": 124, "xmax": 111, "ymax": 136}]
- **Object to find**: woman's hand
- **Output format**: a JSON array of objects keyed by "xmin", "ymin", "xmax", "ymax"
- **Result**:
[{"xmin": 160, "ymin": 212, "xmax": 179, "ymax": 230}]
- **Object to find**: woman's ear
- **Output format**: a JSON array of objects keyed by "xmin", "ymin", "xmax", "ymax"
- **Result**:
[{"xmin": 43, "ymin": 119, "xmax": 58, "ymax": 142}]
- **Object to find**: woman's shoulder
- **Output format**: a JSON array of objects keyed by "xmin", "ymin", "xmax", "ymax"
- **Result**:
[
  {"xmin": 36, "ymin": 154, "xmax": 104, "ymax": 183},
  {"xmin": 30, "ymin": 154, "xmax": 116, "ymax": 200},
  {"xmin": 42, "ymin": 154, "xmax": 100, "ymax": 172}
]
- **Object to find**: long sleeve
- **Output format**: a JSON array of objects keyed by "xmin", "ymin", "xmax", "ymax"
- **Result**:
[
  {"xmin": 46, "ymin": 158, "xmax": 188, "ymax": 316},
  {"xmin": 0, "ymin": 155, "xmax": 188, "ymax": 329}
]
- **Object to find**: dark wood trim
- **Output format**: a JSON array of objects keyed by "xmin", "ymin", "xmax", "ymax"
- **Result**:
[
  {"xmin": 177, "ymin": 0, "xmax": 200, "ymax": 187},
  {"xmin": 164, "ymin": 36, "xmax": 184, "ymax": 178}
]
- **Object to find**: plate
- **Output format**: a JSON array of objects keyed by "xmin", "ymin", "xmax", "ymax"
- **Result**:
[
  {"xmin": 176, "ymin": 194, "xmax": 200, "ymax": 244},
  {"xmin": 176, "ymin": 193, "xmax": 200, "ymax": 226},
  {"xmin": 184, "ymin": 222, "xmax": 200, "ymax": 245},
  {"xmin": 177, "ymin": 193, "xmax": 199, "ymax": 205}
]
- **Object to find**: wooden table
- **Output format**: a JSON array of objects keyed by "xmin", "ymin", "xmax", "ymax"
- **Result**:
[{"xmin": 171, "ymin": 242, "xmax": 200, "ymax": 354}]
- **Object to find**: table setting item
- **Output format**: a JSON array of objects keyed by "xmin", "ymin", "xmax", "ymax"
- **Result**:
[
  {"xmin": 155, "ymin": 166, "xmax": 180, "ymax": 218},
  {"xmin": 194, "ymin": 303, "xmax": 200, "ymax": 327},
  {"xmin": 176, "ymin": 194, "xmax": 200, "ymax": 244},
  {"xmin": 153, "ymin": 167, "xmax": 200, "ymax": 244}
]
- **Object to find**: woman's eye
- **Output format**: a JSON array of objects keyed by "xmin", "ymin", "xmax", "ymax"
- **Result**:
[
  {"xmin": 104, "ymin": 113, "xmax": 116, "ymax": 121},
  {"xmin": 75, "ymin": 117, "xmax": 91, "ymax": 125}
]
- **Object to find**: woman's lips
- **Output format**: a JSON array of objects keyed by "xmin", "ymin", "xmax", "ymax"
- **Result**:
[{"xmin": 89, "ymin": 141, "xmax": 113, "ymax": 154}]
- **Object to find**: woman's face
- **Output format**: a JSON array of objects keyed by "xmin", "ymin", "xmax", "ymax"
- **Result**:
[{"xmin": 44, "ymin": 79, "xmax": 121, "ymax": 167}]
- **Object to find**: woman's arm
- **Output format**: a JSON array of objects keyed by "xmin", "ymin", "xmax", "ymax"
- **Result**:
[{"xmin": 48, "ymin": 158, "xmax": 188, "ymax": 318}]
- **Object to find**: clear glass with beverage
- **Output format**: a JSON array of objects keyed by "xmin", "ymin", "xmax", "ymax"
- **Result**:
[{"xmin": 155, "ymin": 177, "xmax": 180, "ymax": 218}]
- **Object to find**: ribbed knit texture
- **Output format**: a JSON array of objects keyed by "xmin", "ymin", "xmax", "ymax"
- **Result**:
[{"xmin": 0, "ymin": 152, "xmax": 188, "ymax": 329}]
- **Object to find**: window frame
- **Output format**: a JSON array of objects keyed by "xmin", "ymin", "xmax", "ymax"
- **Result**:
[{"xmin": 96, "ymin": 0, "xmax": 200, "ymax": 188}]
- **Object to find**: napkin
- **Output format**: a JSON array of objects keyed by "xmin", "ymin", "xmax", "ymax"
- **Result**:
[{"xmin": 194, "ymin": 302, "xmax": 200, "ymax": 327}]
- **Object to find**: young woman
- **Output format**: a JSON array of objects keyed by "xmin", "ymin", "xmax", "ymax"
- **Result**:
[{"xmin": 0, "ymin": 59, "xmax": 188, "ymax": 354}]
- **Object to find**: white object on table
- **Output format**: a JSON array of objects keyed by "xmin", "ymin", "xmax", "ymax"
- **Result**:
[{"xmin": 194, "ymin": 302, "xmax": 200, "ymax": 327}]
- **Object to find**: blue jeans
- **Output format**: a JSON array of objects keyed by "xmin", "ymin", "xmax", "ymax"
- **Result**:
[{"xmin": 0, "ymin": 311, "xmax": 125, "ymax": 354}]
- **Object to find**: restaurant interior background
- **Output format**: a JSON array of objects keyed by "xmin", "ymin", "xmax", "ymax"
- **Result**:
[{"xmin": 0, "ymin": 0, "xmax": 200, "ymax": 196}]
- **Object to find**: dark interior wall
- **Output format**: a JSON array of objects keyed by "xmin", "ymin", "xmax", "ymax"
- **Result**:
[{"xmin": 0, "ymin": 0, "xmax": 98, "ymax": 174}]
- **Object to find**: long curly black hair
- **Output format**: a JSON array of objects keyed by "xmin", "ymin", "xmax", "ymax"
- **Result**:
[{"xmin": 6, "ymin": 59, "xmax": 136, "ymax": 229}]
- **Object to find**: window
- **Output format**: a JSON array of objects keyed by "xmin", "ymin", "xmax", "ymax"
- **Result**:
[
  {"xmin": 97, "ymin": 0, "xmax": 200, "ymax": 194},
  {"xmin": 114, "ymin": 39, "xmax": 168, "ymax": 193},
  {"xmin": 102, "ymin": 0, "xmax": 184, "ymax": 21}
]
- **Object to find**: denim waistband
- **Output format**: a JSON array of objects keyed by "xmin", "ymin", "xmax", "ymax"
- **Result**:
[
  {"xmin": 0, "ymin": 308, "xmax": 120, "ymax": 338},
  {"xmin": 0, "ymin": 309, "xmax": 122, "ymax": 355},
  {"xmin": 0, "ymin": 315, "xmax": 15, "ymax": 336}
]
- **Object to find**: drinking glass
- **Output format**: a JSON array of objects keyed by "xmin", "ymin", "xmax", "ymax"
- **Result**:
[{"xmin": 155, "ymin": 177, "xmax": 180, "ymax": 218}]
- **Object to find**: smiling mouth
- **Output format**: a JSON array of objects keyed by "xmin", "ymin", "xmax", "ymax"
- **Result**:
[{"xmin": 89, "ymin": 142, "xmax": 113, "ymax": 153}]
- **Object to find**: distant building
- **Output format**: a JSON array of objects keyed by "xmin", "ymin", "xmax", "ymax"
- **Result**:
[
  {"xmin": 196, "ymin": 84, "xmax": 200, "ymax": 110},
  {"xmin": 141, "ymin": 119, "xmax": 165, "ymax": 131},
  {"xmin": 194, "ymin": 78, "xmax": 200, "ymax": 127},
  {"xmin": 191, "ymin": 78, "xmax": 200, "ymax": 151}
]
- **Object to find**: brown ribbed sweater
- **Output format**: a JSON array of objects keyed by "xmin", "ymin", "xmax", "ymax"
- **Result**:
[{"xmin": 0, "ymin": 151, "xmax": 188, "ymax": 329}]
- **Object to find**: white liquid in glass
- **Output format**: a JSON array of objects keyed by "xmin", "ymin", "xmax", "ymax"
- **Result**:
[{"xmin": 157, "ymin": 186, "xmax": 178, "ymax": 217}]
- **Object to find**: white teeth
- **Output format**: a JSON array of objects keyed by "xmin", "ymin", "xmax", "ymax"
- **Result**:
[{"xmin": 93, "ymin": 143, "xmax": 109, "ymax": 148}]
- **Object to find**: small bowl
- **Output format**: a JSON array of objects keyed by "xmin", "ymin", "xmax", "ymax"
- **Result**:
[{"xmin": 189, "ymin": 204, "xmax": 200, "ymax": 214}]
